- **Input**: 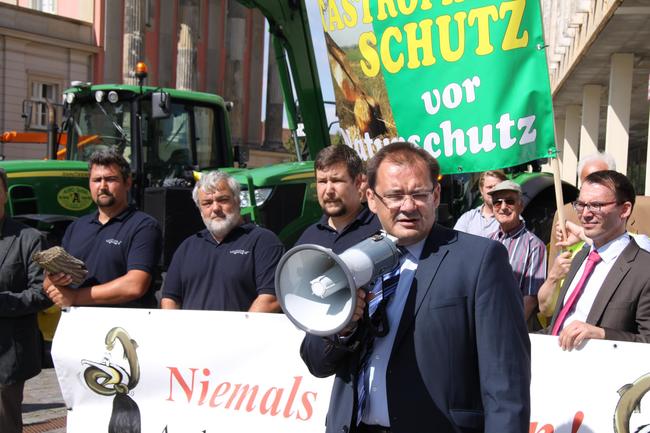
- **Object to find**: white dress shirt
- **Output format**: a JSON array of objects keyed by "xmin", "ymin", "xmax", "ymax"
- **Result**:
[{"xmin": 361, "ymin": 238, "xmax": 425, "ymax": 427}]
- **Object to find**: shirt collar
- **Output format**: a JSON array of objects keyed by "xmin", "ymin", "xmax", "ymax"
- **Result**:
[
  {"xmin": 199, "ymin": 222, "xmax": 248, "ymax": 246},
  {"xmin": 356, "ymin": 205, "xmax": 375, "ymax": 224},
  {"xmin": 478, "ymin": 204, "xmax": 491, "ymax": 218},
  {"xmin": 593, "ymin": 232, "xmax": 631, "ymax": 264},
  {"xmin": 317, "ymin": 204, "xmax": 373, "ymax": 232},
  {"xmin": 404, "ymin": 237, "xmax": 426, "ymax": 262},
  {"xmin": 91, "ymin": 205, "xmax": 135, "ymax": 224},
  {"xmin": 495, "ymin": 221, "xmax": 527, "ymax": 239}
]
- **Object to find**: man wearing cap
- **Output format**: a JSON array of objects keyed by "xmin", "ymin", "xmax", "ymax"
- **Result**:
[{"xmin": 489, "ymin": 180, "xmax": 546, "ymax": 322}]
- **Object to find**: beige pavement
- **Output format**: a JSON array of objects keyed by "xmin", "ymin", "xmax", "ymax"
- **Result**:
[{"xmin": 22, "ymin": 368, "xmax": 66, "ymax": 433}]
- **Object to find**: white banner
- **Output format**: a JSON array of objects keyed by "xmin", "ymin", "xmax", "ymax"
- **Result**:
[
  {"xmin": 529, "ymin": 334, "xmax": 650, "ymax": 433},
  {"xmin": 53, "ymin": 309, "xmax": 650, "ymax": 433},
  {"xmin": 52, "ymin": 308, "xmax": 333, "ymax": 433}
]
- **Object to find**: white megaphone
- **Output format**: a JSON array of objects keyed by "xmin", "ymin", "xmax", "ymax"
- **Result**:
[{"xmin": 275, "ymin": 232, "xmax": 401, "ymax": 336}]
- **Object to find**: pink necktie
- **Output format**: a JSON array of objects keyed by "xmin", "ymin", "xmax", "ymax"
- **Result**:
[{"xmin": 551, "ymin": 250, "xmax": 602, "ymax": 336}]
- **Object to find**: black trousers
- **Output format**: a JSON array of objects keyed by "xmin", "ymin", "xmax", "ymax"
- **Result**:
[
  {"xmin": 357, "ymin": 422, "xmax": 391, "ymax": 433},
  {"xmin": 0, "ymin": 381, "xmax": 24, "ymax": 433}
]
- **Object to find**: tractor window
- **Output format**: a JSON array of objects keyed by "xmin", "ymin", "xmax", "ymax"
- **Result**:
[
  {"xmin": 194, "ymin": 106, "xmax": 215, "ymax": 168},
  {"xmin": 156, "ymin": 104, "xmax": 191, "ymax": 163},
  {"xmin": 67, "ymin": 100, "xmax": 132, "ymax": 161},
  {"xmin": 146, "ymin": 102, "xmax": 222, "ymax": 187}
]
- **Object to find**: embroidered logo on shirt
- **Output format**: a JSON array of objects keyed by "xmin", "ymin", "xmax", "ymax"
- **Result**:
[
  {"xmin": 106, "ymin": 239, "xmax": 122, "ymax": 246},
  {"xmin": 230, "ymin": 249, "xmax": 250, "ymax": 255}
]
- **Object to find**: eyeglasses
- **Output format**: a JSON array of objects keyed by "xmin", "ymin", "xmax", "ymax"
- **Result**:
[
  {"xmin": 492, "ymin": 198, "xmax": 518, "ymax": 208},
  {"xmin": 572, "ymin": 200, "xmax": 618, "ymax": 213},
  {"xmin": 372, "ymin": 189, "xmax": 434, "ymax": 209}
]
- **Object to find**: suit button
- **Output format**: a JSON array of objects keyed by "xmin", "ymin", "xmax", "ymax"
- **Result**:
[{"xmin": 341, "ymin": 427, "xmax": 349, "ymax": 433}]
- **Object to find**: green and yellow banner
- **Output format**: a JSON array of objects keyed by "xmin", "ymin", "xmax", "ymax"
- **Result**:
[{"xmin": 319, "ymin": 0, "xmax": 556, "ymax": 174}]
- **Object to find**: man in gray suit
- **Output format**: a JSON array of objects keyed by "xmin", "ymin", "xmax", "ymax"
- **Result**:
[
  {"xmin": 548, "ymin": 170, "xmax": 650, "ymax": 351},
  {"xmin": 0, "ymin": 168, "xmax": 50, "ymax": 433},
  {"xmin": 301, "ymin": 142, "xmax": 530, "ymax": 433}
]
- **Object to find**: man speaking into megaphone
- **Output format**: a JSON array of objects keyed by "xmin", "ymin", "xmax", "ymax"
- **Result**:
[{"xmin": 298, "ymin": 143, "xmax": 531, "ymax": 433}]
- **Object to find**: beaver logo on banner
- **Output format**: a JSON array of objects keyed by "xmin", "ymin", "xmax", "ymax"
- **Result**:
[
  {"xmin": 81, "ymin": 327, "xmax": 142, "ymax": 433},
  {"xmin": 614, "ymin": 372, "xmax": 650, "ymax": 433},
  {"xmin": 52, "ymin": 308, "xmax": 334, "ymax": 433}
]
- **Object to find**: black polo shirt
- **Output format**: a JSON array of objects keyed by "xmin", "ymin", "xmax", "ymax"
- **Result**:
[
  {"xmin": 62, "ymin": 206, "xmax": 162, "ymax": 308},
  {"xmin": 294, "ymin": 205, "xmax": 381, "ymax": 254},
  {"xmin": 161, "ymin": 223, "xmax": 285, "ymax": 311}
]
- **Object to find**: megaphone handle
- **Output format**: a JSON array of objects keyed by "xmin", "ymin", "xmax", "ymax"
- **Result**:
[
  {"xmin": 363, "ymin": 302, "xmax": 370, "ymax": 327},
  {"xmin": 367, "ymin": 302, "xmax": 390, "ymax": 338}
]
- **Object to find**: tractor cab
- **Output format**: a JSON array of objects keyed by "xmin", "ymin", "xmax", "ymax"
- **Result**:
[{"xmin": 60, "ymin": 77, "xmax": 233, "ymax": 200}]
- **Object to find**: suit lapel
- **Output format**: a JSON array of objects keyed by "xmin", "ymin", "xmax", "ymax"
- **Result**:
[
  {"xmin": 0, "ymin": 219, "xmax": 17, "ymax": 268},
  {"xmin": 585, "ymin": 240, "xmax": 638, "ymax": 325},
  {"xmin": 549, "ymin": 246, "xmax": 590, "ymax": 326},
  {"xmin": 392, "ymin": 225, "xmax": 451, "ymax": 349}
]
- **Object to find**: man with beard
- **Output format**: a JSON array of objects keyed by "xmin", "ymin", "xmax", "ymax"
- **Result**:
[
  {"xmin": 44, "ymin": 150, "xmax": 162, "ymax": 308},
  {"xmin": 160, "ymin": 171, "xmax": 284, "ymax": 312},
  {"xmin": 295, "ymin": 145, "xmax": 381, "ymax": 254}
]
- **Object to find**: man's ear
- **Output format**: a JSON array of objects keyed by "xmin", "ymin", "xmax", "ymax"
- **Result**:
[
  {"xmin": 516, "ymin": 198, "xmax": 524, "ymax": 213},
  {"xmin": 356, "ymin": 174, "xmax": 367, "ymax": 202},
  {"xmin": 367, "ymin": 188, "xmax": 378, "ymax": 213},
  {"xmin": 621, "ymin": 201, "xmax": 633, "ymax": 219},
  {"xmin": 432, "ymin": 183, "xmax": 441, "ymax": 208},
  {"xmin": 354, "ymin": 174, "xmax": 364, "ymax": 189}
]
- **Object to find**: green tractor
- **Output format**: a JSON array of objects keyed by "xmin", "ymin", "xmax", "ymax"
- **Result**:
[
  {"xmin": 1, "ymin": 1, "xmax": 578, "ymax": 256},
  {"xmin": 1, "ymin": 1, "xmax": 577, "ymax": 256},
  {"xmin": 1, "ymin": 0, "xmax": 579, "ymax": 356},
  {"xmin": 1, "ymin": 79, "xmax": 233, "ymax": 251}
]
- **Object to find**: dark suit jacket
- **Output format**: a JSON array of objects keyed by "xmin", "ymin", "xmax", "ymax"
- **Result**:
[
  {"xmin": 547, "ymin": 238, "xmax": 650, "ymax": 343},
  {"xmin": 0, "ymin": 217, "xmax": 51, "ymax": 385},
  {"xmin": 301, "ymin": 225, "xmax": 531, "ymax": 433}
]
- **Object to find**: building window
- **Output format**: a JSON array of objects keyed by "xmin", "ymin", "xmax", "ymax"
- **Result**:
[
  {"xmin": 31, "ymin": 0, "xmax": 56, "ymax": 13},
  {"xmin": 29, "ymin": 79, "xmax": 60, "ymax": 130},
  {"xmin": 145, "ymin": 0, "xmax": 153, "ymax": 27}
]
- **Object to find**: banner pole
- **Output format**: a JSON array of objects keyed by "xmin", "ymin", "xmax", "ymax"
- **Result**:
[{"xmin": 551, "ymin": 157, "xmax": 567, "ymax": 243}]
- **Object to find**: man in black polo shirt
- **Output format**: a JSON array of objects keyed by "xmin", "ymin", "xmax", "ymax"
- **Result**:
[
  {"xmin": 43, "ymin": 150, "xmax": 161, "ymax": 308},
  {"xmin": 160, "ymin": 171, "xmax": 284, "ymax": 312},
  {"xmin": 295, "ymin": 145, "xmax": 380, "ymax": 254}
]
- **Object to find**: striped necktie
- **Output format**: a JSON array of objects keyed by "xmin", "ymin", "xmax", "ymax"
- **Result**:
[
  {"xmin": 367, "ymin": 267, "xmax": 401, "ymax": 316},
  {"xmin": 356, "ymin": 252, "xmax": 404, "ymax": 424}
]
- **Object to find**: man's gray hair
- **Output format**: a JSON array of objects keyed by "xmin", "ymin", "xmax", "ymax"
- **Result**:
[
  {"xmin": 192, "ymin": 171, "xmax": 241, "ymax": 206},
  {"xmin": 577, "ymin": 152, "xmax": 616, "ymax": 176}
]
